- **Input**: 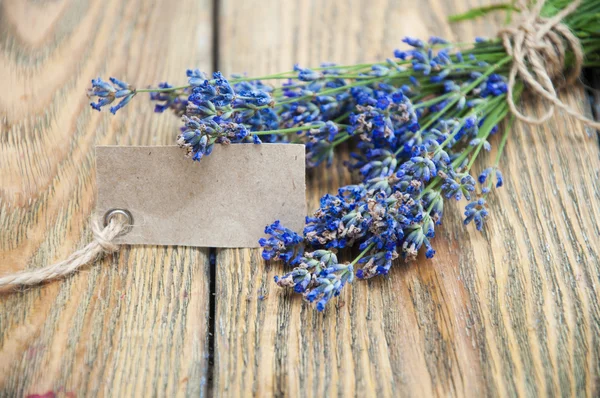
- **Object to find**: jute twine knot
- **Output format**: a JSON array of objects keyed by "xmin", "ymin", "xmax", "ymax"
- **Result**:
[
  {"xmin": 0, "ymin": 216, "xmax": 128, "ymax": 288},
  {"xmin": 93, "ymin": 218, "xmax": 121, "ymax": 253},
  {"xmin": 499, "ymin": 0, "xmax": 600, "ymax": 128}
]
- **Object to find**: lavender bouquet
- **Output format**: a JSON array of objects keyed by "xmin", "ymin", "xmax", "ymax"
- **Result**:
[{"xmin": 88, "ymin": 0, "xmax": 600, "ymax": 311}]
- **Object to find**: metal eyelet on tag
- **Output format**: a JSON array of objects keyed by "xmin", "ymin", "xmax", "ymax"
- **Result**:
[{"xmin": 103, "ymin": 209, "xmax": 134, "ymax": 234}]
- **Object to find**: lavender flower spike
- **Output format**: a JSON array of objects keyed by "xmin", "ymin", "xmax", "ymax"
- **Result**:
[{"xmin": 87, "ymin": 77, "xmax": 136, "ymax": 114}]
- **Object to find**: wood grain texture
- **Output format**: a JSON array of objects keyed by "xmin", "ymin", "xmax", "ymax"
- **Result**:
[
  {"xmin": 215, "ymin": 0, "xmax": 600, "ymax": 397},
  {"xmin": 0, "ymin": 0, "xmax": 212, "ymax": 396}
]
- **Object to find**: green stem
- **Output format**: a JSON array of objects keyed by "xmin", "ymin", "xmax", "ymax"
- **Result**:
[
  {"xmin": 419, "ymin": 140, "xmax": 483, "ymax": 200},
  {"xmin": 466, "ymin": 104, "xmax": 508, "ymax": 171},
  {"xmin": 252, "ymin": 124, "xmax": 317, "ymax": 135},
  {"xmin": 350, "ymin": 243, "xmax": 375, "ymax": 266},
  {"xmin": 333, "ymin": 111, "xmax": 351, "ymax": 124},
  {"xmin": 229, "ymin": 70, "xmax": 299, "ymax": 83},
  {"xmin": 263, "ymin": 75, "xmax": 399, "ymax": 109},
  {"xmin": 394, "ymin": 55, "xmax": 512, "ymax": 156},
  {"xmin": 483, "ymin": 115, "xmax": 515, "ymax": 195},
  {"xmin": 436, "ymin": 91, "xmax": 504, "ymax": 153},
  {"xmin": 137, "ymin": 85, "xmax": 189, "ymax": 93},
  {"xmin": 252, "ymin": 123, "xmax": 348, "ymax": 136},
  {"xmin": 466, "ymin": 142, "xmax": 485, "ymax": 171},
  {"xmin": 414, "ymin": 92, "xmax": 455, "ymax": 109},
  {"xmin": 493, "ymin": 116, "xmax": 513, "ymax": 168},
  {"xmin": 331, "ymin": 132, "xmax": 353, "ymax": 147},
  {"xmin": 448, "ymin": 3, "xmax": 519, "ymax": 22},
  {"xmin": 419, "ymin": 178, "xmax": 441, "ymax": 200}
]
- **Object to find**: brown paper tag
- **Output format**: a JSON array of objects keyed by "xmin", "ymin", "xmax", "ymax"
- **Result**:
[{"xmin": 96, "ymin": 145, "xmax": 306, "ymax": 248}]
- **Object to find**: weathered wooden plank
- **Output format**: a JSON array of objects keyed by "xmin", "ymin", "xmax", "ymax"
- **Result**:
[
  {"xmin": 0, "ymin": 0, "xmax": 213, "ymax": 396},
  {"xmin": 214, "ymin": 0, "xmax": 600, "ymax": 396}
]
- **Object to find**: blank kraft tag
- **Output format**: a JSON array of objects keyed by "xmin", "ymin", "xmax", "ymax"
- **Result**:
[{"xmin": 96, "ymin": 145, "xmax": 306, "ymax": 248}]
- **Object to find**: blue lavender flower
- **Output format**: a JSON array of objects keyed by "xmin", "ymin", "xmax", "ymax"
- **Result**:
[
  {"xmin": 239, "ymin": 108, "xmax": 280, "ymax": 134},
  {"xmin": 479, "ymin": 167, "xmax": 504, "ymax": 188},
  {"xmin": 359, "ymin": 192, "xmax": 408, "ymax": 252},
  {"xmin": 469, "ymin": 138, "xmax": 491, "ymax": 151},
  {"xmin": 231, "ymin": 80, "xmax": 281, "ymax": 137},
  {"xmin": 187, "ymin": 69, "xmax": 207, "ymax": 87},
  {"xmin": 304, "ymin": 194, "xmax": 353, "ymax": 249},
  {"xmin": 348, "ymin": 87, "xmax": 419, "ymax": 148},
  {"xmin": 274, "ymin": 250, "xmax": 353, "ymax": 311},
  {"xmin": 402, "ymin": 36, "xmax": 425, "ymax": 48},
  {"xmin": 402, "ymin": 221, "xmax": 435, "ymax": 260},
  {"xmin": 301, "ymin": 122, "xmax": 345, "ymax": 167},
  {"xmin": 356, "ymin": 250, "xmax": 397, "ymax": 279},
  {"xmin": 177, "ymin": 115, "xmax": 252, "ymax": 161},
  {"xmin": 306, "ymin": 263, "xmax": 353, "ymax": 311},
  {"xmin": 149, "ymin": 82, "xmax": 188, "ymax": 115},
  {"xmin": 294, "ymin": 65, "xmax": 323, "ymax": 81},
  {"xmin": 233, "ymin": 79, "xmax": 274, "ymax": 108},
  {"xmin": 369, "ymin": 64, "xmax": 392, "ymax": 77},
  {"xmin": 350, "ymin": 149, "xmax": 399, "ymax": 179},
  {"xmin": 464, "ymin": 198, "xmax": 489, "ymax": 230},
  {"xmin": 495, "ymin": 170, "xmax": 504, "ymax": 187},
  {"xmin": 398, "ymin": 36, "xmax": 454, "ymax": 78},
  {"xmin": 182, "ymin": 71, "xmax": 288, "ymax": 152},
  {"xmin": 397, "ymin": 155, "xmax": 437, "ymax": 182},
  {"xmin": 478, "ymin": 167, "xmax": 493, "ymax": 184},
  {"xmin": 177, "ymin": 116, "xmax": 212, "ymax": 161},
  {"xmin": 280, "ymin": 100, "xmax": 319, "ymax": 125},
  {"xmin": 423, "ymin": 190, "xmax": 444, "ymax": 223},
  {"xmin": 441, "ymin": 170, "xmax": 476, "ymax": 201},
  {"xmin": 311, "ymin": 278, "xmax": 342, "ymax": 311},
  {"xmin": 87, "ymin": 77, "xmax": 136, "ymax": 114},
  {"xmin": 189, "ymin": 72, "xmax": 235, "ymax": 108},
  {"xmin": 429, "ymin": 36, "xmax": 448, "ymax": 45},
  {"xmin": 278, "ymin": 77, "xmax": 350, "ymax": 131},
  {"xmin": 274, "ymin": 267, "xmax": 312, "ymax": 293},
  {"xmin": 259, "ymin": 220, "xmax": 304, "ymax": 264},
  {"xmin": 479, "ymin": 74, "xmax": 508, "ymax": 97}
]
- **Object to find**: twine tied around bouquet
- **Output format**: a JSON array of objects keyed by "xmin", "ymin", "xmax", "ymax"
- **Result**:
[
  {"xmin": 0, "ymin": 210, "xmax": 132, "ymax": 288},
  {"xmin": 499, "ymin": 0, "xmax": 600, "ymax": 129}
]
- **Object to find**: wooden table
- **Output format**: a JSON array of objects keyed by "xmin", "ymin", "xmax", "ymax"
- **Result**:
[{"xmin": 1, "ymin": 0, "xmax": 599, "ymax": 396}]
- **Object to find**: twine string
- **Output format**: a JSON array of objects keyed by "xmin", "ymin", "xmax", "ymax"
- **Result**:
[
  {"xmin": 499, "ymin": 0, "xmax": 600, "ymax": 128},
  {"xmin": 0, "ymin": 217, "xmax": 128, "ymax": 288}
]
